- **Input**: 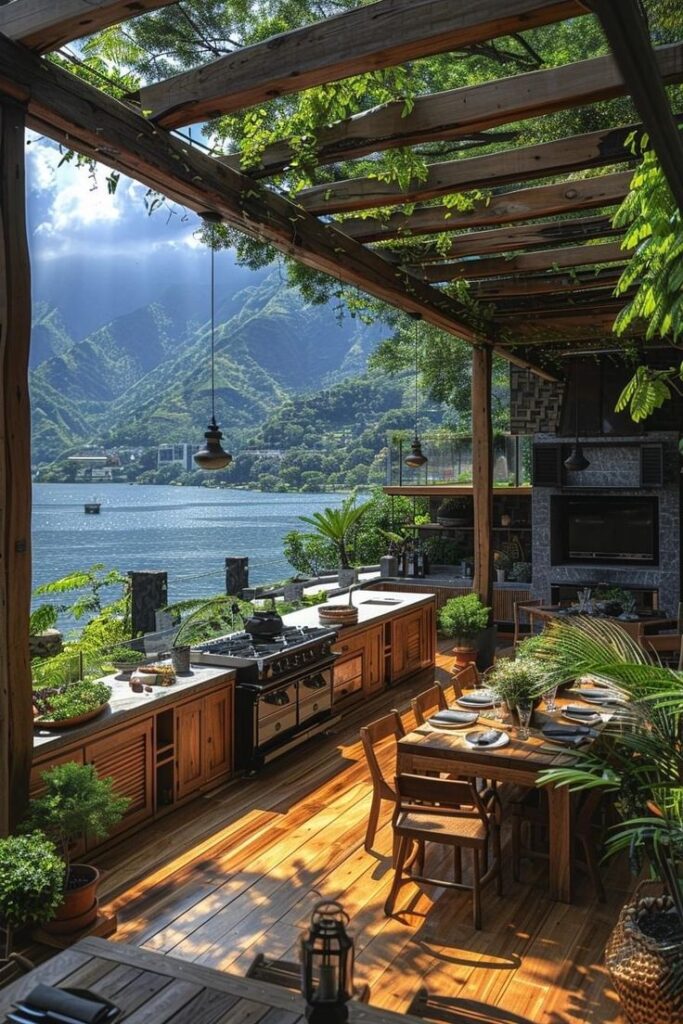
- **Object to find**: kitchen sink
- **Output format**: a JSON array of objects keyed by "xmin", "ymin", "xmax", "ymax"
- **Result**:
[{"xmin": 358, "ymin": 597, "xmax": 403, "ymax": 605}]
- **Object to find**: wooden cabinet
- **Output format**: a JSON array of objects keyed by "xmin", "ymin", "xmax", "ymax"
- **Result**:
[
  {"xmin": 176, "ymin": 686, "xmax": 233, "ymax": 799},
  {"xmin": 84, "ymin": 718, "xmax": 154, "ymax": 844},
  {"xmin": 363, "ymin": 624, "xmax": 384, "ymax": 696},
  {"xmin": 332, "ymin": 625, "xmax": 385, "ymax": 702},
  {"xmin": 390, "ymin": 603, "xmax": 434, "ymax": 683}
]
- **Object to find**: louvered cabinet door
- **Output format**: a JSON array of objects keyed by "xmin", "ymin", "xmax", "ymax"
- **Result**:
[
  {"xmin": 84, "ymin": 718, "xmax": 154, "ymax": 849},
  {"xmin": 390, "ymin": 609, "xmax": 424, "ymax": 682},
  {"xmin": 176, "ymin": 698, "xmax": 204, "ymax": 799}
]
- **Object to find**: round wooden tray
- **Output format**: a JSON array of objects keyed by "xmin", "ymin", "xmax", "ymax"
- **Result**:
[
  {"xmin": 318, "ymin": 604, "xmax": 359, "ymax": 625},
  {"xmin": 34, "ymin": 703, "xmax": 110, "ymax": 730}
]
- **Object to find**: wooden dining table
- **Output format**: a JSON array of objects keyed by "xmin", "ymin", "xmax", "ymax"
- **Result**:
[
  {"xmin": 527, "ymin": 605, "xmax": 676, "ymax": 639},
  {"xmin": 397, "ymin": 695, "xmax": 611, "ymax": 904},
  {"xmin": 0, "ymin": 937, "xmax": 423, "ymax": 1023}
]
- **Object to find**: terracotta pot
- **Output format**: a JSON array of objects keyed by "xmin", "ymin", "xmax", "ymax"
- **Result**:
[
  {"xmin": 452, "ymin": 644, "xmax": 477, "ymax": 671},
  {"xmin": 42, "ymin": 864, "xmax": 100, "ymax": 935}
]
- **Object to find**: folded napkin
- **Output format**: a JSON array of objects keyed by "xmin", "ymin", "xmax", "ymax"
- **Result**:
[
  {"xmin": 566, "ymin": 688, "xmax": 613, "ymax": 703},
  {"xmin": 465, "ymin": 729, "xmax": 502, "ymax": 747},
  {"xmin": 458, "ymin": 690, "xmax": 493, "ymax": 705},
  {"xmin": 542, "ymin": 722, "xmax": 596, "ymax": 747},
  {"xmin": 21, "ymin": 986, "xmax": 118, "ymax": 1024},
  {"xmin": 564, "ymin": 704, "xmax": 601, "ymax": 718},
  {"xmin": 429, "ymin": 709, "xmax": 477, "ymax": 726}
]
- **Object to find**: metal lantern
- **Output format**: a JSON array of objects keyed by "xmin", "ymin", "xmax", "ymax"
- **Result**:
[
  {"xmin": 405, "ymin": 436, "xmax": 428, "ymax": 468},
  {"xmin": 301, "ymin": 900, "xmax": 354, "ymax": 1023},
  {"xmin": 563, "ymin": 440, "xmax": 590, "ymax": 472}
]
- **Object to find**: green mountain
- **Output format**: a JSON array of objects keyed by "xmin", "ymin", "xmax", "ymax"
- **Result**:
[{"xmin": 29, "ymin": 271, "xmax": 383, "ymax": 464}]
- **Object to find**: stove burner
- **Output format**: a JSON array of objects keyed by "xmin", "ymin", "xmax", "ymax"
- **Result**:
[{"xmin": 197, "ymin": 624, "xmax": 334, "ymax": 660}]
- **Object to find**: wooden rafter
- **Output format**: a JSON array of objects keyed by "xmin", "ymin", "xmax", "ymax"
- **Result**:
[
  {"xmin": 231, "ymin": 41, "xmax": 683, "ymax": 177},
  {"xmin": 411, "ymin": 240, "xmax": 626, "ymax": 281},
  {"xmin": 470, "ymin": 266, "xmax": 623, "ymax": 298},
  {"xmin": 338, "ymin": 172, "xmax": 633, "ymax": 242},
  {"xmin": 588, "ymin": 0, "xmax": 683, "ymax": 212},
  {"xmin": 392, "ymin": 214, "xmax": 621, "ymax": 262},
  {"xmin": 0, "ymin": 0, "xmax": 177, "ymax": 54},
  {"xmin": 297, "ymin": 119, "xmax": 673, "ymax": 214},
  {"xmin": 0, "ymin": 35, "xmax": 509, "ymax": 359},
  {"xmin": 138, "ymin": 0, "xmax": 586, "ymax": 128},
  {"xmin": 493, "ymin": 285, "xmax": 627, "ymax": 314}
]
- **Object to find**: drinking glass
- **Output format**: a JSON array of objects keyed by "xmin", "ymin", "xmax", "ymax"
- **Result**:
[
  {"xmin": 516, "ymin": 699, "xmax": 533, "ymax": 740},
  {"xmin": 543, "ymin": 684, "xmax": 559, "ymax": 714}
]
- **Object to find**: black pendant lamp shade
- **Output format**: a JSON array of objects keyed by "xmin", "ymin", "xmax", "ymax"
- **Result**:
[
  {"xmin": 404, "ymin": 314, "xmax": 428, "ymax": 470},
  {"xmin": 194, "ymin": 212, "xmax": 232, "ymax": 471},
  {"xmin": 563, "ymin": 363, "xmax": 589, "ymax": 472}
]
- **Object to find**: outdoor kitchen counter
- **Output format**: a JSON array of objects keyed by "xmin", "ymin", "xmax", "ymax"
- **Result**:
[
  {"xmin": 33, "ymin": 664, "xmax": 236, "ymax": 755},
  {"xmin": 280, "ymin": 587, "xmax": 436, "ymax": 631}
]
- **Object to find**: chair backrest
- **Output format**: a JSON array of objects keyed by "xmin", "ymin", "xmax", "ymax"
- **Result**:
[
  {"xmin": 395, "ymin": 773, "xmax": 485, "ymax": 822},
  {"xmin": 451, "ymin": 663, "xmax": 479, "ymax": 699},
  {"xmin": 513, "ymin": 599, "xmax": 543, "ymax": 646},
  {"xmin": 411, "ymin": 684, "xmax": 447, "ymax": 726},
  {"xmin": 360, "ymin": 710, "xmax": 405, "ymax": 801}
]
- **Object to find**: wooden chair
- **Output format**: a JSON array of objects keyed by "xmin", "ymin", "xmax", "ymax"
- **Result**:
[
  {"xmin": 644, "ymin": 633, "xmax": 683, "ymax": 670},
  {"xmin": 447, "ymin": 663, "xmax": 479, "ymax": 702},
  {"xmin": 384, "ymin": 773, "xmax": 503, "ymax": 929},
  {"xmin": 497, "ymin": 599, "xmax": 544, "ymax": 659},
  {"xmin": 511, "ymin": 787, "xmax": 605, "ymax": 902},
  {"xmin": 359, "ymin": 710, "xmax": 405, "ymax": 854},
  {"xmin": 246, "ymin": 953, "xmax": 370, "ymax": 1003},
  {"xmin": 411, "ymin": 684, "xmax": 447, "ymax": 726}
]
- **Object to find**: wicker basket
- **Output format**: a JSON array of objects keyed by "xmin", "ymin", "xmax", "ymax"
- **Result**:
[{"xmin": 605, "ymin": 880, "xmax": 683, "ymax": 1024}]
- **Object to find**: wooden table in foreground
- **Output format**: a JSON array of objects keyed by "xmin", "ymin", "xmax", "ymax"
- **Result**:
[
  {"xmin": 0, "ymin": 937, "xmax": 422, "ymax": 1024},
  {"xmin": 397, "ymin": 698, "xmax": 608, "ymax": 904}
]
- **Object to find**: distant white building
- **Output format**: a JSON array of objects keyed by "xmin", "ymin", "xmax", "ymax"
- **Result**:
[
  {"xmin": 67, "ymin": 450, "xmax": 121, "ymax": 481},
  {"xmin": 157, "ymin": 443, "xmax": 201, "ymax": 471}
]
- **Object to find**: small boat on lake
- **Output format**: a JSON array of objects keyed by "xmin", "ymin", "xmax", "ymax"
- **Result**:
[{"xmin": 84, "ymin": 500, "xmax": 101, "ymax": 514}]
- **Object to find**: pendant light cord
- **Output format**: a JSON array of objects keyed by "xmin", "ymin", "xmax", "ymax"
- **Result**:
[
  {"xmin": 210, "ymin": 228, "xmax": 216, "ymax": 422},
  {"xmin": 414, "ymin": 318, "xmax": 419, "ymax": 435}
]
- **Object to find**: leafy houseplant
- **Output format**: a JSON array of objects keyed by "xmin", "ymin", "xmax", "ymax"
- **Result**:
[
  {"xmin": 299, "ymin": 497, "xmax": 373, "ymax": 587},
  {"xmin": 23, "ymin": 762, "xmax": 130, "ymax": 935},
  {"xmin": 438, "ymin": 594, "xmax": 490, "ymax": 669},
  {"xmin": 530, "ymin": 617, "xmax": 683, "ymax": 1021},
  {"xmin": 0, "ymin": 833, "xmax": 65, "ymax": 959},
  {"xmin": 32, "ymin": 679, "xmax": 112, "ymax": 726},
  {"xmin": 486, "ymin": 657, "xmax": 547, "ymax": 719}
]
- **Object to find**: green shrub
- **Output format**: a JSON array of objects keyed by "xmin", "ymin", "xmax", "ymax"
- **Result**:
[
  {"xmin": 0, "ymin": 833, "xmax": 66, "ymax": 928},
  {"xmin": 34, "ymin": 680, "xmax": 111, "ymax": 722},
  {"xmin": 486, "ymin": 657, "xmax": 547, "ymax": 706},
  {"xmin": 438, "ymin": 594, "xmax": 490, "ymax": 642}
]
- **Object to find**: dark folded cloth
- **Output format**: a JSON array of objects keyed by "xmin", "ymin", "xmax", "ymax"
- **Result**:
[
  {"xmin": 542, "ymin": 722, "xmax": 597, "ymax": 747},
  {"xmin": 22, "ymin": 986, "xmax": 115, "ymax": 1024},
  {"xmin": 564, "ymin": 704, "xmax": 600, "ymax": 718},
  {"xmin": 466, "ymin": 729, "xmax": 501, "ymax": 747},
  {"xmin": 458, "ymin": 690, "xmax": 493, "ymax": 705},
  {"xmin": 430, "ymin": 709, "xmax": 477, "ymax": 726}
]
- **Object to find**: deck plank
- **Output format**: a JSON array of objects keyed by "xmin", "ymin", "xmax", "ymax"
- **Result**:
[{"xmin": 81, "ymin": 642, "xmax": 627, "ymax": 1023}]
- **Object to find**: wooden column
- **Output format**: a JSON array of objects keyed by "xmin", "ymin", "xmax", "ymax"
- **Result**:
[
  {"xmin": 0, "ymin": 99, "xmax": 33, "ymax": 833},
  {"xmin": 471, "ymin": 345, "xmax": 493, "ymax": 610}
]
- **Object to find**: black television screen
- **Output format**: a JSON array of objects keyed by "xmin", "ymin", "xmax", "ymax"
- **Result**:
[{"xmin": 553, "ymin": 496, "xmax": 658, "ymax": 565}]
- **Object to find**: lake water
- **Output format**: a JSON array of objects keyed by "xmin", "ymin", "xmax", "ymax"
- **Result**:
[{"xmin": 32, "ymin": 484, "xmax": 348, "ymax": 612}]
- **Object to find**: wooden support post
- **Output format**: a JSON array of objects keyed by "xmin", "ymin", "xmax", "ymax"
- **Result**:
[
  {"xmin": 472, "ymin": 346, "xmax": 493, "ymax": 612},
  {"xmin": 128, "ymin": 571, "xmax": 168, "ymax": 636},
  {"xmin": 0, "ymin": 99, "xmax": 33, "ymax": 834}
]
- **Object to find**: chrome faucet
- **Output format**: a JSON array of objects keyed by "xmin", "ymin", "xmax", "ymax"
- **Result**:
[{"xmin": 346, "ymin": 581, "xmax": 364, "ymax": 606}]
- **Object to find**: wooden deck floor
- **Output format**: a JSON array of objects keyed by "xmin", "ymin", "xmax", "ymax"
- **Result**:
[{"xmin": 93, "ymin": 644, "xmax": 630, "ymax": 1023}]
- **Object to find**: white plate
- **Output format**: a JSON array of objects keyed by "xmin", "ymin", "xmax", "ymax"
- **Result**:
[
  {"xmin": 464, "ymin": 730, "xmax": 510, "ymax": 750},
  {"xmin": 562, "ymin": 710, "xmax": 601, "ymax": 726},
  {"xmin": 427, "ymin": 713, "xmax": 478, "ymax": 730},
  {"xmin": 456, "ymin": 692, "xmax": 495, "ymax": 709},
  {"xmin": 573, "ymin": 692, "xmax": 615, "ymax": 705}
]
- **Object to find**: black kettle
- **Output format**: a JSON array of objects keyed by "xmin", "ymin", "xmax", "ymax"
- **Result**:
[{"xmin": 244, "ymin": 610, "xmax": 284, "ymax": 638}]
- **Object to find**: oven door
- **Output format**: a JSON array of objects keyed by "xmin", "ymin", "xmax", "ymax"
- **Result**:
[
  {"xmin": 257, "ymin": 683, "xmax": 297, "ymax": 746},
  {"xmin": 298, "ymin": 668, "xmax": 332, "ymax": 724}
]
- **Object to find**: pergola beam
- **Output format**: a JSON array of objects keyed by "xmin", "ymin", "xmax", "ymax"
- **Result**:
[
  {"xmin": 394, "ymin": 213, "xmax": 621, "ymax": 262},
  {"xmin": 298, "ymin": 119, "xmax": 668, "ymax": 214},
  {"xmin": 411, "ymin": 240, "xmax": 626, "ymax": 281},
  {"xmin": 0, "ymin": 0, "xmax": 177, "ymax": 54},
  {"xmin": 588, "ymin": 0, "xmax": 683, "ymax": 213},
  {"xmin": 338, "ymin": 172, "xmax": 633, "ymax": 242},
  {"xmin": 230, "ymin": 41, "xmax": 683, "ymax": 177},
  {"xmin": 470, "ymin": 265, "xmax": 623, "ymax": 298},
  {"xmin": 0, "ymin": 35, "xmax": 511, "ymax": 360},
  {"xmin": 138, "ymin": 0, "xmax": 586, "ymax": 128}
]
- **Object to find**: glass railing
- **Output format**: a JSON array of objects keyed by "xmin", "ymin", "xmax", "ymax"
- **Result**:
[{"xmin": 386, "ymin": 433, "xmax": 532, "ymax": 487}]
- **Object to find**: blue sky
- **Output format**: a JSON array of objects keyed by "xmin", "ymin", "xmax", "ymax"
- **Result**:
[{"xmin": 25, "ymin": 131, "xmax": 264, "ymax": 339}]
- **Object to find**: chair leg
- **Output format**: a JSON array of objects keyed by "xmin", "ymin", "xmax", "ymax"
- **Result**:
[
  {"xmin": 384, "ymin": 835, "xmax": 409, "ymax": 915},
  {"xmin": 391, "ymin": 830, "xmax": 401, "ymax": 868},
  {"xmin": 415, "ymin": 840, "xmax": 425, "ymax": 877},
  {"xmin": 365, "ymin": 791, "xmax": 381, "ymax": 852},
  {"xmin": 494, "ymin": 825, "xmax": 503, "ymax": 896},
  {"xmin": 472, "ymin": 848, "xmax": 482, "ymax": 930},
  {"xmin": 511, "ymin": 813, "xmax": 521, "ymax": 882},
  {"xmin": 453, "ymin": 846, "xmax": 462, "ymax": 884}
]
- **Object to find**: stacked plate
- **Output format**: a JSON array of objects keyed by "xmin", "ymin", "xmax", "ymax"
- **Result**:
[
  {"xmin": 562, "ymin": 704, "xmax": 602, "ymax": 726},
  {"xmin": 465, "ymin": 729, "xmax": 509, "ymax": 749},
  {"xmin": 567, "ymin": 687, "xmax": 618, "ymax": 705},
  {"xmin": 542, "ymin": 722, "xmax": 598, "ymax": 747},
  {"xmin": 427, "ymin": 709, "xmax": 478, "ymax": 729},
  {"xmin": 456, "ymin": 689, "xmax": 495, "ymax": 710}
]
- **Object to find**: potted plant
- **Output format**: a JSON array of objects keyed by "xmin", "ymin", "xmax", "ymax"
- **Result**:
[
  {"xmin": 494, "ymin": 550, "xmax": 512, "ymax": 583},
  {"xmin": 508, "ymin": 561, "xmax": 532, "ymax": 584},
  {"xmin": 486, "ymin": 656, "xmax": 547, "ymax": 723},
  {"xmin": 300, "ymin": 496, "xmax": 372, "ymax": 589},
  {"xmin": 436, "ymin": 497, "xmax": 472, "ymax": 527},
  {"xmin": 532, "ymin": 617, "xmax": 683, "ymax": 1022},
  {"xmin": 32, "ymin": 678, "xmax": 112, "ymax": 729},
  {"xmin": 437, "ymin": 594, "xmax": 490, "ymax": 670},
  {"xmin": 22, "ymin": 762, "xmax": 130, "ymax": 935},
  {"xmin": 0, "ymin": 833, "xmax": 65, "ymax": 961}
]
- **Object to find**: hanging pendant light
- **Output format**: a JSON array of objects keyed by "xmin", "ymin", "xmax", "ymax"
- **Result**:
[
  {"xmin": 404, "ymin": 314, "xmax": 428, "ymax": 470},
  {"xmin": 194, "ymin": 213, "xmax": 232, "ymax": 471},
  {"xmin": 564, "ymin": 365, "xmax": 589, "ymax": 472}
]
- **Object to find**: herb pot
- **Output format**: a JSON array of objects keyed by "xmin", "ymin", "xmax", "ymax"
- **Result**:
[
  {"xmin": 496, "ymin": 569, "xmax": 506, "ymax": 583},
  {"xmin": 452, "ymin": 643, "xmax": 477, "ymax": 671},
  {"xmin": 171, "ymin": 645, "xmax": 191, "ymax": 674},
  {"xmin": 42, "ymin": 865, "xmax": 100, "ymax": 935}
]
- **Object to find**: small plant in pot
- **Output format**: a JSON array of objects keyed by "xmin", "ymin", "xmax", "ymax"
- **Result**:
[
  {"xmin": 22, "ymin": 761, "xmax": 129, "ymax": 936},
  {"xmin": 299, "ymin": 496, "xmax": 372, "ymax": 590},
  {"xmin": 436, "ymin": 497, "xmax": 472, "ymax": 527},
  {"xmin": 438, "ymin": 594, "xmax": 490, "ymax": 670},
  {"xmin": 485, "ymin": 656, "xmax": 547, "ymax": 724},
  {"xmin": 0, "ymin": 832, "xmax": 65, "ymax": 962}
]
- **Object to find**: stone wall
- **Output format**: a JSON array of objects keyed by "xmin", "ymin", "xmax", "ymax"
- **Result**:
[
  {"xmin": 531, "ymin": 431, "xmax": 681, "ymax": 614},
  {"xmin": 509, "ymin": 367, "xmax": 565, "ymax": 436}
]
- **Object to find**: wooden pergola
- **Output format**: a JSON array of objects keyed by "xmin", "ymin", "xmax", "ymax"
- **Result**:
[{"xmin": 1, "ymin": 0, "xmax": 682, "ymax": 830}]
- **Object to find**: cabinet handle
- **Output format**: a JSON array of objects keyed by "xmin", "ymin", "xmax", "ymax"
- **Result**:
[{"xmin": 339, "ymin": 644, "xmax": 349, "ymax": 653}]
